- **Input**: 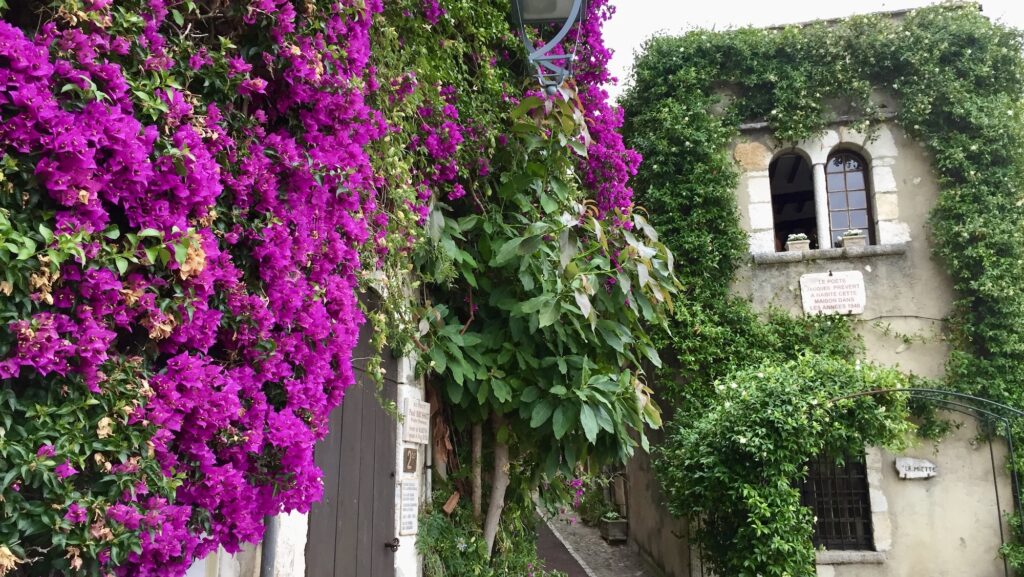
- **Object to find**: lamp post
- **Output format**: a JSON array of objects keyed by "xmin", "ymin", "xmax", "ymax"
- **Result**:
[{"xmin": 512, "ymin": 0, "xmax": 587, "ymax": 94}]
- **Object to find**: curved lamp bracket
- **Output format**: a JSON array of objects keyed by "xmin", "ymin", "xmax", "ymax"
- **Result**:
[{"xmin": 514, "ymin": 0, "xmax": 585, "ymax": 93}]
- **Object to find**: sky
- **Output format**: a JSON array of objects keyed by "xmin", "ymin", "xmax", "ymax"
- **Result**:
[{"xmin": 603, "ymin": 0, "xmax": 1024, "ymax": 97}]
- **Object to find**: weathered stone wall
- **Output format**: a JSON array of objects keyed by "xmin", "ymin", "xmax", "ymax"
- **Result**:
[
  {"xmin": 626, "ymin": 121, "xmax": 1015, "ymax": 577},
  {"xmin": 625, "ymin": 428, "xmax": 691, "ymax": 577}
]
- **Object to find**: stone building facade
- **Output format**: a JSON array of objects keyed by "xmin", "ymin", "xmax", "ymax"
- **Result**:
[{"xmin": 627, "ymin": 118, "xmax": 1015, "ymax": 576}]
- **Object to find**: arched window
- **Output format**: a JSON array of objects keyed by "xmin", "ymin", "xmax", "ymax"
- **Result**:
[
  {"xmin": 826, "ymin": 152, "xmax": 873, "ymax": 245},
  {"xmin": 769, "ymin": 153, "xmax": 818, "ymax": 251}
]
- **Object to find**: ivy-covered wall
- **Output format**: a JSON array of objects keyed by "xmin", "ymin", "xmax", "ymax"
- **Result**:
[
  {"xmin": 0, "ymin": 1, "xmax": 669, "ymax": 576},
  {"xmin": 621, "ymin": 3, "xmax": 1024, "ymax": 577}
]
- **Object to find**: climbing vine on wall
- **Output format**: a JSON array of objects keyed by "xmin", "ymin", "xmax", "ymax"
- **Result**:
[{"xmin": 622, "ymin": 2, "xmax": 1024, "ymax": 574}]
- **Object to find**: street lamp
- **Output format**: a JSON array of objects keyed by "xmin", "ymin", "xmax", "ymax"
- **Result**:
[{"xmin": 512, "ymin": 0, "xmax": 587, "ymax": 94}]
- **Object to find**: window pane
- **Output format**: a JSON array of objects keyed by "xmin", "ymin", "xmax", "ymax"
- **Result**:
[
  {"xmin": 799, "ymin": 454, "xmax": 874, "ymax": 551},
  {"xmin": 848, "ymin": 190, "xmax": 867, "ymax": 209},
  {"xmin": 850, "ymin": 211, "xmax": 869, "ymax": 228},
  {"xmin": 828, "ymin": 192, "xmax": 848, "ymax": 210},
  {"xmin": 844, "ymin": 156, "xmax": 862, "ymax": 171},
  {"xmin": 831, "ymin": 212, "xmax": 849, "ymax": 229},
  {"xmin": 827, "ymin": 157, "xmax": 844, "ymax": 173},
  {"xmin": 846, "ymin": 170, "xmax": 865, "ymax": 190},
  {"xmin": 827, "ymin": 174, "xmax": 846, "ymax": 192}
]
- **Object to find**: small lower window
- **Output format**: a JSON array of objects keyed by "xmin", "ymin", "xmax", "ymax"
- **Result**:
[{"xmin": 800, "ymin": 453, "xmax": 874, "ymax": 551}]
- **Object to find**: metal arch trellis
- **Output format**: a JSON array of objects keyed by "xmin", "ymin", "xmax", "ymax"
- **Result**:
[{"xmin": 828, "ymin": 387, "xmax": 1024, "ymax": 577}]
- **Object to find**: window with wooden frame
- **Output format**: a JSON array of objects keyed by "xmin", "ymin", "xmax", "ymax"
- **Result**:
[
  {"xmin": 825, "ymin": 152, "xmax": 874, "ymax": 245},
  {"xmin": 800, "ymin": 453, "xmax": 874, "ymax": 551}
]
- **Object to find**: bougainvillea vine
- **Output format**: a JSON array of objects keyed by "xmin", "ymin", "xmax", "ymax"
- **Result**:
[{"xmin": 0, "ymin": 0, "xmax": 646, "ymax": 575}]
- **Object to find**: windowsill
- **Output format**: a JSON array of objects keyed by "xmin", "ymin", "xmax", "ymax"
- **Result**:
[
  {"xmin": 752, "ymin": 242, "xmax": 908, "ymax": 265},
  {"xmin": 816, "ymin": 550, "xmax": 887, "ymax": 565}
]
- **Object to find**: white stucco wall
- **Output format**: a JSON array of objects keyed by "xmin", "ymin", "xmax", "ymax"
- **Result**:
[{"xmin": 394, "ymin": 355, "xmax": 427, "ymax": 577}]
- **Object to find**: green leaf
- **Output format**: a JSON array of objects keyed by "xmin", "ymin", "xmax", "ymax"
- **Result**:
[
  {"xmin": 492, "ymin": 379, "xmax": 512, "ymax": 403},
  {"xmin": 596, "ymin": 406, "xmax": 615, "ymax": 433},
  {"xmin": 597, "ymin": 323, "xmax": 624, "ymax": 353},
  {"xmin": 114, "ymin": 257, "xmax": 129, "ymax": 275},
  {"xmin": 553, "ymin": 405, "xmax": 575, "ymax": 440},
  {"xmin": 539, "ymin": 193, "xmax": 559, "ymax": 214},
  {"xmin": 37, "ymin": 224, "xmax": 53, "ymax": 244},
  {"xmin": 520, "ymin": 295, "xmax": 548, "ymax": 314},
  {"xmin": 559, "ymin": 230, "xmax": 577, "ymax": 269},
  {"xmin": 492, "ymin": 237, "xmax": 524, "ymax": 266},
  {"xmin": 511, "ymin": 96, "xmax": 544, "ymax": 119},
  {"xmin": 428, "ymin": 346, "xmax": 447, "ymax": 374},
  {"xmin": 517, "ymin": 235, "xmax": 543, "ymax": 256},
  {"xmin": 637, "ymin": 262, "xmax": 651, "ymax": 287},
  {"xmin": 550, "ymin": 177, "xmax": 570, "ymax": 200},
  {"xmin": 530, "ymin": 400, "xmax": 555, "ymax": 428},
  {"xmin": 476, "ymin": 380, "xmax": 491, "ymax": 404},
  {"xmin": 173, "ymin": 243, "xmax": 188, "ymax": 266},
  {"xmin": 446, "ymin": 380, "xmax": 463, "ymax": 404},
  {"xmin": 521, "ymin": 386, "xmax": 541, "ymax": 403},
  {"xmin": 538, "ymin": 301, "xmax": 559, "ymax": 328},
  {"xmin": 580, "ymin": 404, "xmax": 599, "ymax": 443},
  {"xmin": 145, "ymin": 245, "xmax": 161, "ymax": 265},
  {"xmin": 573, "ymin": 290, "xmax": 592, "ymax": 319},
  {"xmin": 171, "ymin": 8, "xmax": 185, "ymax": 25}
]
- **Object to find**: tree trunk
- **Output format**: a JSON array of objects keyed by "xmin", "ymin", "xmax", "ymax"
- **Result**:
[
  {"xmin": 482, "ymin": 414, "xmax": 510, "ymax": 558},
  {"xmin": 472, "ymin": 422, "xmax": 483, "ymax": 520}
]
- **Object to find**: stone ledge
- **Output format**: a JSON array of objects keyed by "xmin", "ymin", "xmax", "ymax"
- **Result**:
[
  {"xmin": 751, "ymin": 243, "xmax": 908, "ymax": 265},
  {"xmin": 816, "ymin": 550, "xmax": 887, "ymax": 565}
]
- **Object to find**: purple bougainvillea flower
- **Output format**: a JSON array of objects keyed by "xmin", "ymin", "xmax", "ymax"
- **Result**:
[
  {"xmin": 36, "ymin": 444, "xmax": 55, "ymax": 458},
  {"xmin": 55, "ymin": 460, "xmax": 78, "ymax": 479},
  {"xmin": 65, "ymin": 503, "xmax": 88, "ymax": 524}
]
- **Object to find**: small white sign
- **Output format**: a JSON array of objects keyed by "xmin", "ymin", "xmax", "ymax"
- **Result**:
[
  {"xmin": 895, "ymin": 457, "xmax": 938, "ymax": 480},
  {"xmin": 403, "ymin": 399, "xmax": 431, "ymax": 445},
  {"xmin": 400, "ymin": 480, "xmax": 420, "ymax": 535},
  {"xmin": 800, "ymin": 271, "xmax": 866, "ymax": 315}
]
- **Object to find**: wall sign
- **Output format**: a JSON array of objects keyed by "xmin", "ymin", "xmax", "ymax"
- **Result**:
[
  {"xmin": 895, "ymin": 457, "xmax": 938, "ymax": 480},
  {"xmin": 403, "ymin": 447, "xmax": 418, "ymax": 475},
  {"xmin": 403, "ymin": 398, "xmax": 431, "ymax": 445},
  {"xmin": 399, "ymin": 480, "xmax": 420, "ymax": 535},
  {"xmin": 799, "ymin": 271, "xmax": 866, "ymax": 315}
]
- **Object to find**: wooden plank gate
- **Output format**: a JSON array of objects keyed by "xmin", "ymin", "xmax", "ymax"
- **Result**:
[{"xmin": 307, "ymin": 326, "xmax": 398, "ymax": 577}]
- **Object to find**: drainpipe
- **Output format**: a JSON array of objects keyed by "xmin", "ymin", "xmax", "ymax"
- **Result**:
[{"xmin": 260, "ymin": 515, "xmax": 279, "ymax": 577}]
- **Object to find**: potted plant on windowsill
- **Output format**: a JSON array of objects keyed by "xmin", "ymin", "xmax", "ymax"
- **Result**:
[
  {"xmin": 598, "ymin": 511, "xmax": 628, "ymax": 543},
  {"xmin": 785, "ymin": 233, "xmax": 811, "ymax": 252},
  {"xmin": 840, "ymin": 229, "xmax": 867, "ymax": 248}
]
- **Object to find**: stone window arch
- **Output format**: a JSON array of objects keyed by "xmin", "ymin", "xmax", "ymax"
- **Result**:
[
  {"xmin": 826, "ymin": 150, "xmax": 874, "ymax": 246},
  {"xmin": 769, "ymin": 152, "xmax": 818, "ymax": 251}
]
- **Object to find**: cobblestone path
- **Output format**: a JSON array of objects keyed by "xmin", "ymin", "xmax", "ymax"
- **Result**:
[{"xmin": 538, "ymin": 512, "xmax": 658, "ymax": 577}]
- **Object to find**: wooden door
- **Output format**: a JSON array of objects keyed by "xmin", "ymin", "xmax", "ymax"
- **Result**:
[{"xmin": 307, "ymin": 327, "xmax": 397, "ymax": 577}]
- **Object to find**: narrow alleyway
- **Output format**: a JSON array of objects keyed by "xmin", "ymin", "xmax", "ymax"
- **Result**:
[
  {"xmin": 537, "ymin": 513, "xmax": 658, "ymax": 577},
  {"xmin": 537, "ymin": 520, "xmax": 589, "ymax": 577}
]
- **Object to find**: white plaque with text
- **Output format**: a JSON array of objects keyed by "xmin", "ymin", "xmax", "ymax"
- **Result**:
[
  {"xmin": 400, "ymin": 480, "xmax": 420, "ymax": 535},
  {"xmin": 895, "ymin": 457, "xmax": 938, "ymax": 480},
  {"xmin": 403, "ymin": 399, "xmax": 431, "ymax": 445},
  {"xmin": 800, "ymin": 271, "xmax": 866, "ymax": 315}
]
